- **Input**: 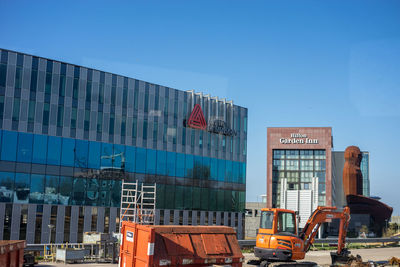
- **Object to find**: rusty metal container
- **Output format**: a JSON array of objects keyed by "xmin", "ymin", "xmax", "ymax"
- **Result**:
[
  {"xmin": 120, "ymin": 221, "xmax": 244, "ymax": 267},
  {"xmin": 0, "ymin": 240, "xmax": 26, "ymax": 267}
]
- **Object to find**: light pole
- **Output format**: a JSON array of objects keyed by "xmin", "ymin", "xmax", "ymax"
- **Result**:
[{"xmin": 48, "ymin": 224, "xmax": 55, "ymax": 244}]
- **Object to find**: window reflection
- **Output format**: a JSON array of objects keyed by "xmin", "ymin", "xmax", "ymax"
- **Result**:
[
  {"xmin": 15, "ymin": 173, "xmax": 30, "ymax": 203},
  {"xmin": 61, "ymin": 138, "xmax": 75, "ymax": 167},
  {"xmin": 0, "ymin": 172, "xmax": 14, "ymax": 202},
  {"xmin": 17, "ymin": 132, "xmax": 33, "ymax": 163},
  {"xmin": 86, "ymin": 178, "xmax": 99, "ymax": 206},
  {"xmin": 44, "ymin": 175, "xmax": 59, "ymax": 204},
  {"xmin": 75, "ymin": 140, "xmax": 88, "ymax": 168},
  {"xmin": 59, "ymin": 176, "xmax": 72, "ymax": 205},
  {"xmin": 72, "ymin": 178, "xmax": 86, "ymax": 205},
  {"xmin": 29, "ymin": 174, "xmax": 44, "ymax": 204}
]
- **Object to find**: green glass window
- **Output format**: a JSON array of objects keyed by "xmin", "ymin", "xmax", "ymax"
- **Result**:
[
  {"xmin": 164, "ymin": 185, "xmax": 175, "ymax": 209},
  {"xmin": 43, "ymin": 103, "xmax": 50, "ymax": 126},
  {"xmin": 209, "ymin": 189, "xmax": 217, "ymax": 211},
  {"xmin": 45, "ymin": 73, "xmax": 52, "ymax": 94},
  {"xmin": 192, "ymin": 187, "xmax": 201, "ymax": 210},
  {"xmin": 0, "ymin": 63, "xmax": 6, "ymax": 87},
  {"xmin": 185, "ymin": 154, "xmax": 193, "ymax": 178},
  {"xmin": 15, "ymin": 67, "xmax": 22, "ymax": 89},
  {"xmin": 184, "ymin": 186, "xmax": 193, "ymax": 210},
  {"xmin": 174, "ymin": 185, "xmax": 184, "ymax": 210},
  {"xmin": 28, "ymin": 101, "xmax": 35, "ymax": 123},
  {"xmin": 200, "ymin": 188, "xmax": 209, "ymax": 210},
  {"xmin": 12, "ymin": 98, "xmax": 20, "ymax": 121},
  {"xmin": 57, "ymin": 106, "xmax": 64, "ymax": 127}
]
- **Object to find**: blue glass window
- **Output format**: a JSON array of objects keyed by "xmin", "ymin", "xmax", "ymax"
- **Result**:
[
  {"xmin": 113, "ymin": 144, "xmax": 125, "ymax": 169},
  {"xmin": 202, "ymin": 157, "xmax": 211, "ymax": 180},
  {"xmin": 99, "ymin": 179, "xmax": 111, "ymax": 207},
  {"xmin": 14, "ymin": 173, "xmax": 30, "ymax": 203},
  {"xmin": 75, "ymin": 140, "xmax": 88, "ymax": 168},
  {"xmin": 193, "ymin": 156, "xmax": 202, "ymax": 179},
  {"xmin": 233, "ymin": 162, "xmax": 239, "ymax": 183},
  {"xmin": 185, "ymin": 154, "xmax": 193, "ymax": 178},
  {"xmin": 0, "ymin": 172, "xmax": 14, "ymax": 202},
  {"xmin": 156, "ymin": 150, "xmax": 167, "ymax": 176},
  {"xmin": 1, "ymin": 130, "xmax": 17, "ymax": 161},
  {"xmin": 29, "ymin": 174, "xmax": 44, "ymax": 204},
  {"xmin": 125, "ymin": 146, "xmax": 135, "ymax": 173},
  {"xmin": 135, "ymin": 147, "xmax": 146, "ymax": 173},
  {"xmin": 44, "ymin": 175, "xmax": 58, "ymax": 204},
  {"xmin": 218, "ymin": 159, "xmax": 225, "ymax": 181},
  {"xmin": 166, "ymin": 152, "xmax": 176, "ymax": 177},
  {"xmin": 239, "ymin": 163, "xmax": 246, "ymax": 184},
  {"xmin": 17, "ymin": 132, "xmax": 33, "ymax": 162},
  {"xmin": 210, "ymin": 158, "xmax": 218, "ymax": 180},
  {"xmin": 61, "ymin": 138, "xmax": 75, "ymax": 167},
  {"xmin": 100, "ymin": 143, "xmax": 113, "ymax": 169},
  {"xmin": 72, "ymin": 178, "xmax": 86, "ymax": 205},
  {"xmin": 86, "ymin": 178, "xmax": 99, "ymax": 206},
  {"xmin": 146, "ymin": 149, "xmax": 156, "ymax": 175},
  {"xmin": 225, "ymin": 161, "xmax": 232, "ymax": 182},
  {"xmin": 32, "ymin": 134, "xmax": 47, "ymax": 164},
  {"xmin": 59, "ymin": 176, "xmax": 72, "ymax": 205},
  {"xmin": 47, "ymin": 136, "xmax": 61, "ymax": 165},
  {"xmin": 88, "ymin": 142, "xmax": 101, "ymax": 169},
  {"xmin": 110, "ymin": 180, "xmax": 121, "ymax": 207},
  {"xmin": 176, "ymin": 153, "xmax": 185, "ymax": 177}
]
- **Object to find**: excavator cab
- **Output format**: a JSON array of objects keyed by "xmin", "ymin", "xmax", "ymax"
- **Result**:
[{"xmin": 255, "ymin": 208, "xmax": 305, "ymax": 262}]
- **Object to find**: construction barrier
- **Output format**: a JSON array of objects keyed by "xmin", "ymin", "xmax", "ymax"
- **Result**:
[
  {"xmin": 0, "ymin": 240, "xmax": 26, "ymax": 267},
  {"xmin": 120, "ymin": 221, "xmax": 244, "ymax": 267}
]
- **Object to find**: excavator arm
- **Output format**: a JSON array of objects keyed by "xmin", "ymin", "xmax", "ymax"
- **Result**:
[{"xmin": 299, "ymin": 206, "xmax": 350, "ymax": 254}]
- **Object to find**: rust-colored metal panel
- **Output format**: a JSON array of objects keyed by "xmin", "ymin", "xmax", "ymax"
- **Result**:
[
  {"xmin": 119, "ymin": 221, "xmax": 244, "ymax": 267},
  {"xmin": 202, "ymin": 234, "xmax": 231, "ymax": 255},
  {"xmin": 0, "ymin": 240, "xmax": 26, "ymax": 267}
]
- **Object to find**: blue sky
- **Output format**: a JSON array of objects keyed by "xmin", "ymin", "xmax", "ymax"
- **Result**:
[{"xmin": 1, "ymin": 1, "xmax": 399, "ymax": 214}]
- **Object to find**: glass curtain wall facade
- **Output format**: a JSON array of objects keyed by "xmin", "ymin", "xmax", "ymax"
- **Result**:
[
  {"xmin": 272, "ymin": 149, "xmax": 326, "ymax": 208},
  {"xmin": 0, "ymin": 49, "xmax": 247, "ymax": 243},
  {"xmin": 360, "ymin": 152, "xmax": 369, "ymax": 197}
]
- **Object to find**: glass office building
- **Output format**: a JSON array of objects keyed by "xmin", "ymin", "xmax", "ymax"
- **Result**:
[{"xmin": 0, "ymin": 48, "xmax": 247, "ymax": 243}]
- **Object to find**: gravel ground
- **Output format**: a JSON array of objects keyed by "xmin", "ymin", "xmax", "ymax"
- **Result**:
[{"xmin": 35, "ymin": 247, "xmax": 400, "ymax": 267}]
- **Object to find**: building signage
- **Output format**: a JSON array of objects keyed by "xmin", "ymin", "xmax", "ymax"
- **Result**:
[
  {"xmin": 184, "ymin": 104, "xmax": 237, "ymax": 136},
  {"xmin": 279, "ymin": 133, "xmax": 318, "ymax": 144}
]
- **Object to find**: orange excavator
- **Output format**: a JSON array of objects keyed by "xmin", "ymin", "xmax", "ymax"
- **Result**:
[{"xmin": 254, "ymin": 206, "xmax": 351, "ymax": 266}]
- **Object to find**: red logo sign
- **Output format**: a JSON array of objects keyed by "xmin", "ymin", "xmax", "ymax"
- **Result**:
[{"xmin": 187, "ymin": 104, "xmax": 207, "ymax": 130}]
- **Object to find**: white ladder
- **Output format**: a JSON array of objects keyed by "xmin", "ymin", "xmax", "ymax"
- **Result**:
[{"xmin": 120, "ymin": 180, "xmax": 156, "ymax": 227}]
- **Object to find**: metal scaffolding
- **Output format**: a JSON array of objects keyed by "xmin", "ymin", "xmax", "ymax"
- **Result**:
[{"xmin": 119, "ymin": 180, "xmax": 156, "ymax": 226}]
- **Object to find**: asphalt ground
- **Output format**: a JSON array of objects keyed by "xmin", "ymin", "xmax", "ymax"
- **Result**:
[{"xmin": 35, "ymin": 247, "xmax": 400, "ymax": 267}]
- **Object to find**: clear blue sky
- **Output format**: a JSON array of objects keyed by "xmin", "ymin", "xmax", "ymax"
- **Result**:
[{"xmin": 1, "ymin": 1, "xmax": 399, "ymax": 215}]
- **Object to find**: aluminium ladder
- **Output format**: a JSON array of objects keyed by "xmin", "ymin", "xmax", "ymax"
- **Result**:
[{"xmin": 119, "ymin": 180, "xmax": 156, "ymax": 228}]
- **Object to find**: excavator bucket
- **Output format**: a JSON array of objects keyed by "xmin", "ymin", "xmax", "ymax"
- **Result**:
[{"xmin": 330, "ymin": 249, "xmax": 352, "ymax": 265}]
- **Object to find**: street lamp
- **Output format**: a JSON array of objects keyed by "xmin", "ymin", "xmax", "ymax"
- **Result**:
[{"xmin": 48, "ymin": 224, "xmax": 55, "ymax": 244}]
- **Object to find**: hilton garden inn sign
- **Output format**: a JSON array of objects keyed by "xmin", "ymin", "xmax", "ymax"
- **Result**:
[{"xmin": 279, "ymin": 133, "xmax": 319, "ymax": 144}]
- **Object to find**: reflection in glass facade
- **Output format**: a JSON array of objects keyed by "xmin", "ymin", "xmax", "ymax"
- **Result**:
[
  {"xmin": 272, "ymin": 149, "xmax": 326, "ymax": 207},
  {"xmin": 360, "ymin": 152, "xmax": 370, "ymax": 197},
  {"xmin": 0, "ymin": 48, "xmax": 247, "ymax": 242}
]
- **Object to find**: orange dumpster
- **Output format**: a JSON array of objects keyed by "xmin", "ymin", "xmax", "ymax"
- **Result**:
[
  {"xmin": 120, "ymin": 221, "xmax": 244, "ymax": 267},
  {"xmin": 0, "ymin": 240, "xmax": 26, "ymax": 267}
]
